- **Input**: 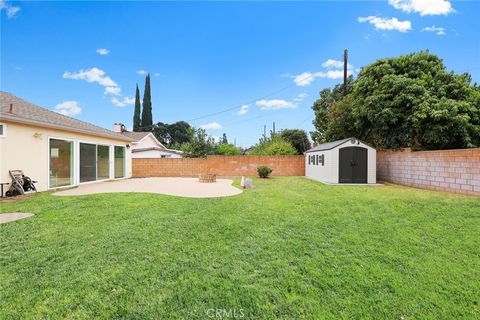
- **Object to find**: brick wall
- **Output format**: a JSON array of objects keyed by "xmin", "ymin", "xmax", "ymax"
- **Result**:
[
  {"xmin": 377, "ymin": 148, "xmax": 480, "ymax": 196},
  {"xmin": 132, "ymin": 155, "xmax": 305, "ymax": 178}
]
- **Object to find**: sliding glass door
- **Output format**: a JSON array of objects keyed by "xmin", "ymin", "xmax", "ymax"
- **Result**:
[
  {"xmin": 114, "ymin": 146, "xmax": 125, "ymax": 178},
  {"xmin": 80, "ymin": 143, "xmax": 96, "ymax": 183},
  {"xmin": 97, "ymin": 145, "xmax": 110, "ymax": 180},
  {"xmin": 49, "ymin": 138, "xmax": 74, "ymax": 188}
]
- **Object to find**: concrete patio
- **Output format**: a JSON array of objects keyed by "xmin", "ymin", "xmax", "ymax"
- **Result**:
[{"xmin": 53, "ymin": 177, "xmax": 243, "ymax": 198}]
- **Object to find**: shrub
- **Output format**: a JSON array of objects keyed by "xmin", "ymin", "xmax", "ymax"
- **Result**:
[
  {"xmin": 215, "ymin": 143, "xmax": 241, "ymax": 155},
  {"xmin": 250, "ymin": 135, "xmax": 297, "ymax": 155},
  {"xmin": 257, "ymin": 166, "xmax": 273, "ymax": 178}
]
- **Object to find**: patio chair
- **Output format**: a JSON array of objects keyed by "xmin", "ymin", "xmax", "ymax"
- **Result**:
[{"xmin": 5, "ymin": 170, "xmax": 37, "ymax": 197}]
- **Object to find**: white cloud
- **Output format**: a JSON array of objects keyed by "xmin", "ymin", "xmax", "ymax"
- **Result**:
[
  {"xmin": 358, "ymin": 16, "xmax": 412, "ymax": 32},
  {"xmin": 63, "ymin": 67, "xmax": 134, "ymax": 107},
  {"xmin": 293, "ymin": 93, "xmax": 307, "ymax": 103},
  {"xmin": 421, "ymin": 25, "xmax": 446, "ymax": 35},
  {"xmin": 293, "ymin": 72, "xmax": 317, "ymax": 86},
  {"xmin": 293, "ymin": 69, "xmax": 351, "ymax": 86},
  {"xmin": 200, "ymin": 122, "xmax": 223, "ymax": 130},
  {"xmin": 322, "ymin": 59, "xmax": 343, "ymax": 69},
  {"xmin": 389, "ymin": 0, "xmax": 454, "ymax": 16},
  {"xmin": 0, "ymin": 0, "xmax": 20, "ymax": 18},
  {"xmin": 96, "ymin": 48, "xmax": 110, "ymax": 55},
  {"xmin": 111, "ymin": 96, "xmax": 135, "ymax": 107},
  {"xmin": 63, "ymin": 67, "xmax": 118, "ymax": 88},
  {"xmin": 54, "ymin": 101, "xmax": 81, "ymax": 117},
  {"xmin": 322, "ymin": 59, "xmax": 353, "ymax": 70},
  {"xmin": 256, "ymin": 99, "xmax": 296, "ymax": 110},
  {"xmin": 104, "ymin": 86, "xmax": 121, "ymax": 96},
  {"xmin": 137, "ymin": 70, "xmax": 147, "ymax": 75},
  {"xmin": 154, "ymin": 72, "xmax": 160, "ymax": 77},
  {"xmin": 237, "ymin": 105, "xmax": 249, "ymax": 115}
]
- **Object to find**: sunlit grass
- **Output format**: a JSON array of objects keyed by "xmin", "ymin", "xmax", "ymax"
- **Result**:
[{"xmin": 1, "ymin": 177, "xmax": 479, "ymax": 319}]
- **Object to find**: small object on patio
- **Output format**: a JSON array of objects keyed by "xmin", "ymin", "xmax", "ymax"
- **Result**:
[
  {"xmin": 198, "ymin": 173, "xmax": 217, "ymax": 183},
  {"xmin": 0, "ymin": 182, "xmax": 9, "ymax": 198},
  {"xmin": 240, "ymin": 176, "xmax": 245, "ymax": 188},
  {"xmin": 244, "ymin": 178, "xmax": 254, "ymax": 189},
  {"xmin": 5, "ymin": 170, "xmax": 37, "ymax": 197}
]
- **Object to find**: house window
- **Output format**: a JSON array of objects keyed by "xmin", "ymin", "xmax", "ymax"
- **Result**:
[
  {"xmin": 319, "ymin": 154, "xmax": 324, "ymax": 166},
  {"xmin": 97, "ymin": 145, "xmax": 110, "ymax": 180},
  {"xmin": 114, "ymin": 146, "xmax": 125, "ymax": 178},
  {"xmin": 0, "ymin": 123, "xmax": 5, "ymax": 137},
  {"xmin": 49, "ymin": 138, "xmax": 74, "ymax": 188}
]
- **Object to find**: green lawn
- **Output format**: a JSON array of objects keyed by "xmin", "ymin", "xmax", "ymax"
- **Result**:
[{"xmin": 1, "ymin": 177, "xmax": 479, "ymax": 319}]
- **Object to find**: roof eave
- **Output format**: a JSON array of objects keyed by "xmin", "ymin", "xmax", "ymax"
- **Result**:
[{"xmin": 1, "ymin": 113, "xmax": 134, "ymax": 142}]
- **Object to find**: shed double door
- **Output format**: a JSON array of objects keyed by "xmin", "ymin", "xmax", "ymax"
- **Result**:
[{"xmin": 339, "ymin": 147, "xmax": 367, "ymax": 183}]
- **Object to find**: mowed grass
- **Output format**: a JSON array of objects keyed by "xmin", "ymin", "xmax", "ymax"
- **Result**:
[{"xmin": 1, "ymin": 177, "xmax": 479, "ymax": 319}]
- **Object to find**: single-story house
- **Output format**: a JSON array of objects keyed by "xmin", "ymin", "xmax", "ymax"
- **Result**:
[
  {"xmin": 113, "ymin": 124, "xmax": 182, "ymax": 158},
  {"xmin": 305, "ymin": 137, "xmax": 376, "ymax": 184},
  {"xmin": 0, "ymin": 92, "xmax": 135, "ymax": 193}
]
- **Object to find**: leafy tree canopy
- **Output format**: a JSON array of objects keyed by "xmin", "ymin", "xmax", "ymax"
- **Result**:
[
  {"xmin": 215, "ymin": 143, "xmax": 241, "ymax": 156},
  {"xmin": 279, "ymin": 129, "xmax": 311, "ymax": 154},
  {"xmin": 152, "ymin": 121, "xmax": 192, "ymax": 148},
  {"xmin": 250, "ymin": 135, "xmax": 297, "ymax": 156},
  {"xmin": 180, "ymin": 128, "xmax": 216, "ymax": 158},
  {"xmin": 311, "ymin": 51, "xmax": 480, "ymax": 150}
]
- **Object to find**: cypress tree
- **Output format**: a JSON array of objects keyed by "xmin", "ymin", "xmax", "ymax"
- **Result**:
[
  {"xmin": 133, "ymin": 84, "xmax": 141, "ymax": 131},
  {"xmin": 141, "ymin": 73, "xmax": 153, "ymax": 130}
]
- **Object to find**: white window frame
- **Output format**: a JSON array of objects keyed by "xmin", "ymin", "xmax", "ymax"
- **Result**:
[
  {"xmin": 48, "ymin": 136, "xmax": 76, "ymax": 190},
  {"xmin": 113, "ymin": 144, "xmax": 126, "ymax": 179},
  {"xmin": 0, "ymin": 123, "xmax": 6, "ymax": 138}
]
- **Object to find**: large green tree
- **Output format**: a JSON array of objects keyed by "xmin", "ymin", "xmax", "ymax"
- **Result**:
[
  {"xmin": 310, "ymin": 51, "xmax": 480, "ymax": 150},
  {"xmin": 311, "ymin": 76, "xmax": 354, "ymax": 143},
  {"xmin": 180, "ymin": 128, "xmax": 216, "ymax": 158},
  {"xmin": 153, "ymin": 121, "xmax": 193, "ymax": 147},
  {"xmin": 279, "ymin": 129, "xmax": 311, "ymax": 154},
  {"xmin": 133, "ymin": 84, "xmax": 141, "ymax": 132},
  {"xmin": 141, "ymin": 73, "xmax": 153, "ymax": 130},
  {"xmin": 352, "ymin": 51, "xmax": 480, "ymax": 149}
]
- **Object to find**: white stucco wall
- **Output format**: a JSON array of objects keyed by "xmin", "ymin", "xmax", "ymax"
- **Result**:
[
  {"xmin": 0, "ymin": 121, "xmax": 133, "ymax": 192},
  {"xmin": 305, "ymin": 140, "xmax": 376, "ymax": 184},
  {"xmin": 132, "ymin": 149, "xmax": 182, "ymax": 158},
  {"xmin": 136, "ymin": 134, "xmax": 160, "ymax": 148},
  {"xmin": 131, "ymin": 133, "xmax": 182, "ymax": 158}
]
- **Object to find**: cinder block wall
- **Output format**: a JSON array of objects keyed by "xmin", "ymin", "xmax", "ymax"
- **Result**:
[
  {"xmin": 133, "ymin": 155, "xmax": 305, "ymax": 177},
  {"xmin": 377, "ymin": 148, "xmax": 480, "ymax": 196}
]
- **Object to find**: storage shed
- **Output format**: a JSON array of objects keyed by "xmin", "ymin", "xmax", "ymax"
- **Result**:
[{"xmin": 305, "ymin": 138, "xmax": 376, "ymax": 184}]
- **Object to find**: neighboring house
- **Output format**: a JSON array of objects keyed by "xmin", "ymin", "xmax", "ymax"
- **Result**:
[
  {"xmin": 305, "ymin": 137, "xmax": 376, "ymax": 184},
  {"xmin": 114, "ymin": 126, "xmax": 182, "ymax": 158},
  {"xmin": 0, "ymin": 92, "xmax": 135, "ymax": 193}
]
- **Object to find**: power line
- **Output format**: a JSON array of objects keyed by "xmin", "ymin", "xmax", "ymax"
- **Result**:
[{"xmin": 186, "ymin": 72, "xmax": 320, "ymax": 122}]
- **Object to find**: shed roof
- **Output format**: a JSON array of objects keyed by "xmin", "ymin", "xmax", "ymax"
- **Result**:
[
  {"xmin": 305, "ymin": 137, "xmax": 373, "ymax": 153},
  {"xmin": 0, "ymin": 92, "xmax": 133, "ymax": 142}
]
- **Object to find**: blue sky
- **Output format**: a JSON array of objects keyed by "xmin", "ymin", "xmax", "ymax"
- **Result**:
[{"xmin": 2, "ymin": 0, "xmax": 479, "ymax": 147}]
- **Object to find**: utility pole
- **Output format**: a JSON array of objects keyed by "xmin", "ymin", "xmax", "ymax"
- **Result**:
[
  {"xmin": 343, "ymin": 49, "xmax": 348, "ymax": 96},
  {"xmin": 263, "ymin": 125, "xmax": 266, "ymax": 139},
  {"xmin": 273, "ymin": 122, "xmax": 276, "ymax": 136}
]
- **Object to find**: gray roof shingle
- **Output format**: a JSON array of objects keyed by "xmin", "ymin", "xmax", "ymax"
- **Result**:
[
  {"xmin": 122, "ymin": 131, "xmax": 151, "ymax": 141},
  {"xmin": 305, "ymin": 138, "xmax": 372, "ymax": 153},
  {"xmin": 0, "ymin": 92, "xmax": 133, "ymax": 142}
]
